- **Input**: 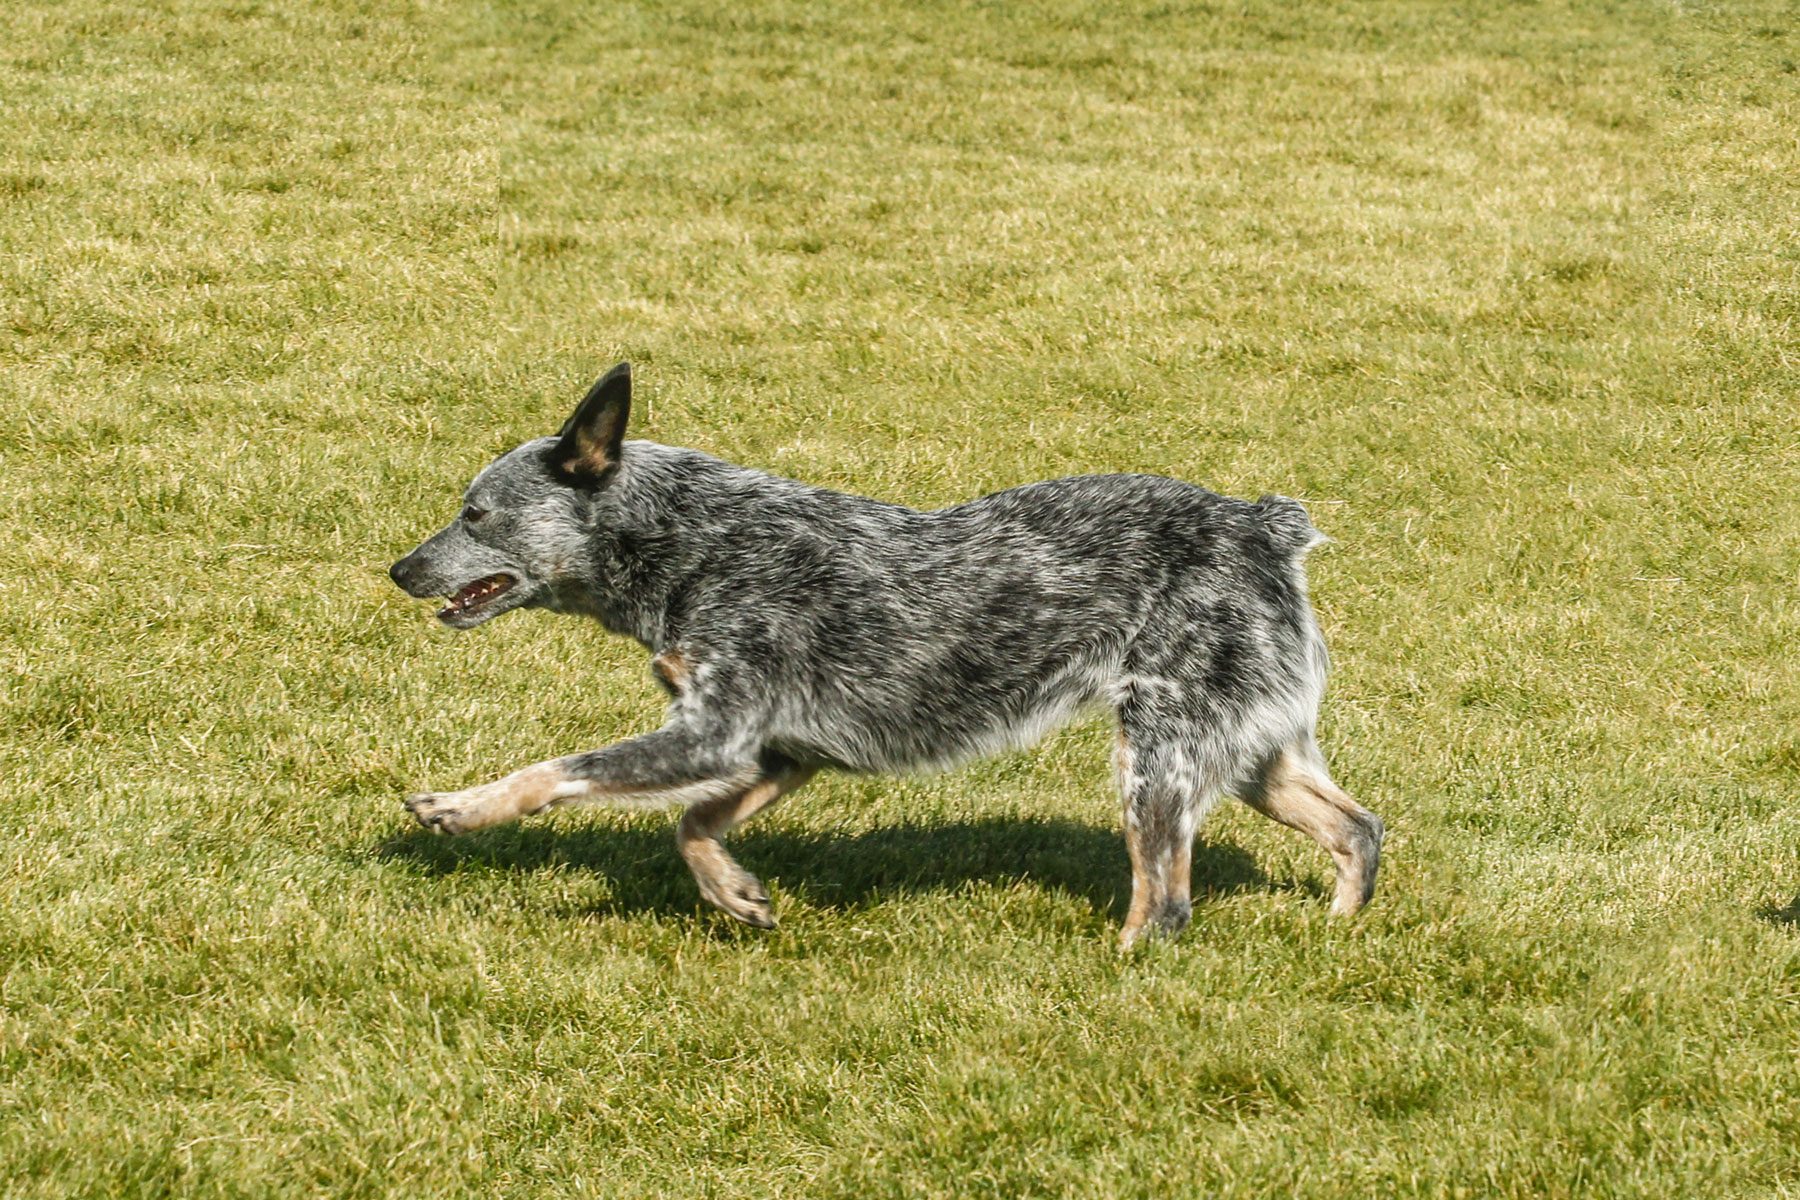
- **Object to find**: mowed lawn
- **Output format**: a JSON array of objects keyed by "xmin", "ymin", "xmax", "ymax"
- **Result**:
[{"xmin": 3, "ymin": 0, "xmax": 1797, "ymax": 1195}]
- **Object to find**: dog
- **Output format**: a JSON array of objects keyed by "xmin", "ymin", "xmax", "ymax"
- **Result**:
[{"xmin": 388, "ymin": 363, "xmax": 1383, "ymax": 948}]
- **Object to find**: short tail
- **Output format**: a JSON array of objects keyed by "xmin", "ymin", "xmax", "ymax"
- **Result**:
[{"xmin": 1253, "ymin": 494, "xmax": 1326, "ymax": 556}]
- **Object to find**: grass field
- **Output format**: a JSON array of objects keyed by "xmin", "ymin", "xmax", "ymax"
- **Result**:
[{"xmin": 3, "ymin": 0, "xmax": 1798, "ymax": 1195}]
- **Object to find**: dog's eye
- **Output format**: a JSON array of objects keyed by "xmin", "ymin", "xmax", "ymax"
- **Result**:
[{"xmin": 462, "ymin": 506, "xmax": 488, "ymax": 524}]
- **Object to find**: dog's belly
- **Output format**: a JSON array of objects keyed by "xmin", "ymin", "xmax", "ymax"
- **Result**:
[{"xmin": 769, "ymin": 660, "xmax": 1116, "ymax": 775}]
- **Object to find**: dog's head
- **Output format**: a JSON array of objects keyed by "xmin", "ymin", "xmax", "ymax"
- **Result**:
[{"xmin": 389, "ymin": 362, "xmax": 633, "ymax": 629}]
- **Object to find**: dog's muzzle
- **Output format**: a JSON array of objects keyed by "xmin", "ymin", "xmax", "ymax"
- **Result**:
[{"xmin": 389, "ymin": 553, "xmax": 431, "ymax": 598}]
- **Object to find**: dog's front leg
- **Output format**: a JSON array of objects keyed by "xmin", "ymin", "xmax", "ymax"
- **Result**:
[
  {"xmin": 405, "ymin": 721, "xmax": 761, "ymax": 836},
  {"xmin": 677, "ymin": 763, "xmax": 815, "ymax": 928}
]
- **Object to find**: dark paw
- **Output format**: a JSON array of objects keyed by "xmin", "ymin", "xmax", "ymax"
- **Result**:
[
  {"xmin": 1152, "ymin": 898, "xmax": 1193, "ymax": 936},
  {"xmin": 1119, "ymin": 899, "xmax": 1193, "ymax": 952}
]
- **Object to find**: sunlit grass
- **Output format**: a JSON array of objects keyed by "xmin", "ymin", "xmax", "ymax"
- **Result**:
[{"xmin": 2, "ymin": 1, "xmax": 1796, "ymax": 1196}]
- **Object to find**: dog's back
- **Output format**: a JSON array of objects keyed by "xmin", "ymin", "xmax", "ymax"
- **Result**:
[{"xmin": 613, "ymin": 447, "xmax": 1326, "ymax": 783}]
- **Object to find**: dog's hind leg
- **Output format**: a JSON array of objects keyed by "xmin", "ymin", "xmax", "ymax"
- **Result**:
[
  {"xmin": 1115, "ymin": 721, "xmax": 1227, "ymax": 952},
  {"xmin": 1236, "ymin": 739, "xmax": 1383, "ymax": 916},
  {"xmin": 677, "ymin": 759, "xmax": 814, "ymax": 928}
]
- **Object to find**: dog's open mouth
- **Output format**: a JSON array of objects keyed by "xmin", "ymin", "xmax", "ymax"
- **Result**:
[{"xmin": 440, "ymin": 573, "xmax": 517, "ymax": 621}]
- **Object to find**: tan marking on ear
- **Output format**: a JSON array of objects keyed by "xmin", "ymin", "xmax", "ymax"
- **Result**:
[
  {"xmin": 561, "ymin": 451, "xmax": 609, "ymax": 476},
  {"xmin": 562, "ymin": 398, "xmax": 627, "ymax": 477}
]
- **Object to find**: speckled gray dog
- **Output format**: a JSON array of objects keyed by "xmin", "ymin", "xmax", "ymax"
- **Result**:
[{"xmin": 389, "ymin": 364, "xmax": 1383, "ymax": 947}]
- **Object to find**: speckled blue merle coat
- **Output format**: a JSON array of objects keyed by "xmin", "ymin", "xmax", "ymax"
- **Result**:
[{"xmin": 390, "ymin": 364, "xmax": 1383, "ymax": 947}]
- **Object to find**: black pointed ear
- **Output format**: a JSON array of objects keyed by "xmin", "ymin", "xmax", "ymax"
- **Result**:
[{"xmin": 553, "ymin": 362, "xmax": 631, "ymax": 484}]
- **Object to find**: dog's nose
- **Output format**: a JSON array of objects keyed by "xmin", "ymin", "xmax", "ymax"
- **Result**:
[{"xmin": 389, "ymin": 557, "xmax": 414, "ymax": 591}]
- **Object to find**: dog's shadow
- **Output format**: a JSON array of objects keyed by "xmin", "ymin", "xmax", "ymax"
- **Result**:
[
  {"xmin": 376, "ymin": 815, "xmax": 1274, "ymax": 923},
  {"xmin": 1760, "ymin": 894, "xmax": 1800, "ymax": 928}
]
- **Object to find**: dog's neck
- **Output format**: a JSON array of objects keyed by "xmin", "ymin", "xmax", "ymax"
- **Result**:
[{"xmin": 558, "ymin": 447, "xmax": 721, "ymax": 649}]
